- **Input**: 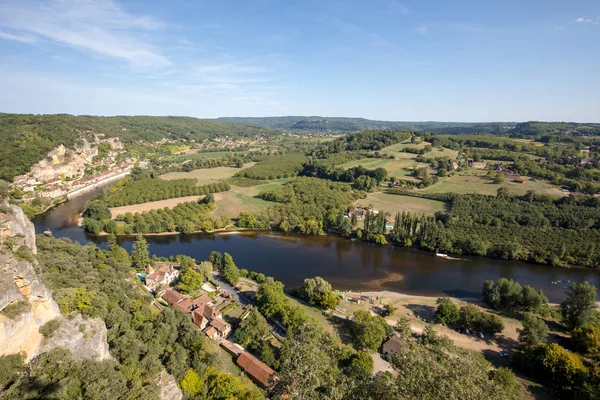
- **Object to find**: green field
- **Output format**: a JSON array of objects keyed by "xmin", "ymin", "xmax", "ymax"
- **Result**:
[
  {"xmin": 159, "ymin": 163, "xmax": 255, "ymax": 185},
  {"xmin": 354, "ymin": 192, "xmax": 447, "ymax": 216},
  {"xmin": 380, "ymin": 140, "xmax": 457, "ymax": 160},
  {"xmin": 339, "ymin": 158, "xmax": 427, "ymax": 177},
  {"xmin": 168, "ymin": 150, "xmax": 232, "ymax": 163},
  {"xmin": 210, "ymin": 178, "xmax": 290, "ymax": 218},
  {"xmin": 420, "ymin": 173, "xmax": 565, "ymax": 196}
]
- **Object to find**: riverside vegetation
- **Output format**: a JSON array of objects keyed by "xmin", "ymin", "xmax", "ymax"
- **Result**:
[{"xmin": 78, "ymin": 129, "xmax": 600, "ymax": 268}]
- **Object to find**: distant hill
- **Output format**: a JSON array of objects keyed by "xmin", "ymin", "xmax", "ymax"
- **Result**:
[
  {"xmin": 217, "ymin": 116, "xmax": 600, "ymax": 137},
  {"xmin": 0, "ymin": 113, "xmax": 276, "ymax": 181},
  {"xmin": 217, "ymin": 116, "xmax": 517, "ymax": 134}
]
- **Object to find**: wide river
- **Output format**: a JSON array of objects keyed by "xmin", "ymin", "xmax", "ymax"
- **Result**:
[{"xmin": 33, "ymin": 184, "xmax": 600, "ymax": 303}]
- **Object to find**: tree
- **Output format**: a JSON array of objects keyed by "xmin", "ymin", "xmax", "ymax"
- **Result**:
[
  {"xmin": 352, "ymin": 310, "xmax": 391, "ymax": 351},
  {"xmin": 395, "ymin": 316, "xmax": 412, "ymax": 339},
  {"xmin": 497, "ymin": 187, "xmax": 510, "ymax": 198},
  {"xmin": 435, "ymin": 298, "xmax": 460, "ymax": 325},
  {"xmin": 300, "ymin": 276, "xmax": 338, "ymax": 309},
  {"xmin": 132, "ymin": 234, "xmax": 149, "ymax": 271},
  {"xmin": 571, "ymin": 324, "xmax": 600, "ymax": 355},
  {"xmin": 381, "ymin": 303, "xmax": 398, "ymax": 317},
  {"xmin": 208, "ymin": 251, "xmax": 223, "ymax": 270},
  {"xmin": 222, "ymin": 253, "xmax": 240, "ymax": 285},
  {"xmin": 561, "ymin": 282, "xmax": 597, "ymax": 330},
  {"xmin": 178, "ymin": 255, "xmax": 196, "ymax": 273},
  {"xmin": 198, "ymin": 261, "xmax": 213, "ymax": 281},
  {"xmin": 180, "ymin": 369, "xmax": 203, "ymax": 395},
  {"xmin": 82, "ymin": 200, "xmax": 111, "ymax": 220},
  {"xmin": 178, "ymin": 269, "xmax": 204, "ymax": 294},
  {"xmin": 517, "ymin": 313, "xmax": 548, "ymax": 349},
  {"xmin": 535, "ymin": 343, "xmax": 588, "ymax": 387}
]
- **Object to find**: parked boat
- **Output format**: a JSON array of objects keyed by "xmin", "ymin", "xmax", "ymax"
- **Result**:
[{"xmin": 435, "ymin": 253, "xmax": 449, "ymax": 259}]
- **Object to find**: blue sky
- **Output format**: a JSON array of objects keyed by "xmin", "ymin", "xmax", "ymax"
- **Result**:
[{"xmin": 0, "ymin": 0, "xmax": 598, "ymax": 121}]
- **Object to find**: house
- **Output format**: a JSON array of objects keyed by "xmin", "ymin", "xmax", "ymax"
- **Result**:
[
  {"xmin": 513, "ymin": 178, "xmax": 526, "ymax": 184},
  {"xmin": 382, "ymin": 335, "xmax": 404, "ymax": 357},
  {"xmin": 191, "ymin": 294, "xmax": 213, "ymax": 309},
  {"xmin": 145, "ymin": 264, "xmax": 179, "ymax": 291},
  {"xmin": 208, "ymin": 317, "xmax": 231, "ymax": 338},
  {"xmin": 469, "ymin": 161, "xmax": 487, "ymax": 170},
  {"xmin": 204, "ymin": 326, "xmax": 218, "ymax": 340},
  {"xmin": 348, "ymin": 209, "xmax": 366, "ymax": 220},
  {"xmin": 236, "ymin": 351, "xmax": 276, "ymax": 388},
  {"xmin": 161, "ymin": 289, "xmax": 193, "ymax": 313},
  {"xmin": 192, "ymin": 309, "xmax": 209, "ymax": 330}
]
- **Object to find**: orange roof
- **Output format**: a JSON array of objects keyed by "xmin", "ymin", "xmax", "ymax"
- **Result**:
[
  {"xmin": 173, "ymin": 302, "xmax": 192, "ymax": 314},
  {"xmin": 210, "ymin": 317, "xmax": 230, "ymax": 334},
  {"xmin": 236, "ymin": 351, "xmax": 276, "ymax": 388},
  {"xmin": 192, "ymin": 294, "xmax": 213, "ymax": 308},
  {"xmin": 161, "ymin": 289, "xmax": 184, "ymax": 305},
  {"xmin": 204, "ymin": 326, "xmax": 218, "ymax": 338}
]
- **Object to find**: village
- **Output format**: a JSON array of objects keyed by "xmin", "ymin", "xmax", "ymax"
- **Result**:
[{"xmin": 140, "ymin": 261, "xmax": 277, "ymax": 389}]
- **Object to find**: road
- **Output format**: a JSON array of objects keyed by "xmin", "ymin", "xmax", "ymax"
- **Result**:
[{"xmin": 211, "ymin": 273, "xmax": 252, "ymax": 306}]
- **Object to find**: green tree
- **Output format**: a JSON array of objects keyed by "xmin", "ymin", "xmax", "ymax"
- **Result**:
[
  {"xmin": 435, "ymin": 297, "xmax": 460, "ymax": 325},
  {"xmin": 180, "ymin": 369, "xmax": 204, "ymax": 395},
  {"xmin": 198, "ymin": 261, "xmax": 213, "ymax": 281},
  {"xmin": 82, "ymin": 200, "xmax": 111, "ymax": 220},
  {"xmin": 571, "ymin": 324, "xmax": 600, "ymax": 355},
  {"xmin": 517, "ymin": 313, "xmax": 548, "ymax": 349},
  {"xmin": 561, "ymin": 282, "xmax": 597, "ymax": 330},
  {"xmin": 208, "ymin": 251, "xmax": 223, "ymax": 270},
  {"xmin": 178, "ymin": 255, "xmax": 196, "ymax": 273},
  {"xmin": 352, "ymin": 310, "xmax": 391, "ymax": 351},
  {"xmin": 395, "ymin": 316, "xmax": 412, "ymax": 339},
  {"xmin": 222, "ymin": 253, "xmax": 240, "ymax": 285},
  {"xmin": 178, "ymin": 269, "xmax": 204, "ymax": 294},
  {"xmin": 132, "ymin": 234, "xmax": 150, "ymax": 271}
]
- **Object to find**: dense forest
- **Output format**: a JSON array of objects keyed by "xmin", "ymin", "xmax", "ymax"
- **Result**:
[
  {"xmin": 0, "ymin": 113, "xmax": 275, "ymax": 181},
  {"xmin": 384, "ymin": 190, "xmax": 600, "ymax": 268}
]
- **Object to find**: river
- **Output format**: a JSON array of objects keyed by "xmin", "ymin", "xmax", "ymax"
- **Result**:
[{"xmin": 33, "ymin": 184, "xmax": 600, "ymax": 303}]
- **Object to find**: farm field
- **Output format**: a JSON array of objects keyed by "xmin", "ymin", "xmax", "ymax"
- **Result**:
[
  {"xmin": 210, "ymin": 178, "xmax": 290, "ymax": 219},
  {"xmin": 159, "ymin": 163, "xmax": 255, "ymax": 185},
  {"xmin": 354, "ymin": 192, "xmax": 447, "ymax": 216},
  {"xmin": 420, "ymin": 174, "xmax": 565, "ymax": 196},
  {"xmin": 339, "ymin": 157, "xmax": 427, "ymax": 177},
  {"xmin": 108, "ymin": 195, "xmax": 202, "ymax": 217}
]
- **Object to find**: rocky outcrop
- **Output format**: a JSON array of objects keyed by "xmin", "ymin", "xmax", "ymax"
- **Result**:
[
  {"xmin": 40, "ymin": 314, "xmax": 110, "ymax": 361},
  {"xmin": 0, "ymin": 203, "xmax": 110, "ymax": 361},
  {"xmin": 158, "ymin": 370, "xmax": 183, "ymax": 400}
]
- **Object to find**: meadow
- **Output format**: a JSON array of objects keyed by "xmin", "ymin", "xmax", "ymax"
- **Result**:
[
  {"xmin": 354, "ymin": 192, "xmax": 447, "ymax": 216},
  {"xmin": 159, "ymin": 163, "xmax": 255, "ymax": 185}
]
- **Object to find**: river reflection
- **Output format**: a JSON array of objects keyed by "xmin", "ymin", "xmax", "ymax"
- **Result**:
[{"xmin": 33, "ymin": 186, "xmax": 600, "ymax": 303}]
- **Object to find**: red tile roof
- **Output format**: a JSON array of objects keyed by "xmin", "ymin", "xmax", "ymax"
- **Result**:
[
  {"xmin": 161, "ymin": 289, "xmax": 184, "ymax": 305},
  {"xmin": 236, "ymin": 352, "xmax": 276, "ymax": 388}
]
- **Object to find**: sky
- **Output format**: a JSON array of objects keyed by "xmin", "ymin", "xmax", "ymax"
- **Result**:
[{"xmin": 0, "ymin": 0, "xmax": 599, "ymax": 122}]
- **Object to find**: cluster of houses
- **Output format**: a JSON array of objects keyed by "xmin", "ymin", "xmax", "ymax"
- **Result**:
[{"xmin": 144, "ymin": 261, "xmax": 277, "ymax": 388}]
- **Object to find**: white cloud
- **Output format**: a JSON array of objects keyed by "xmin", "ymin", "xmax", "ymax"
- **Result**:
[
  {"xmin": 0, "ymin": 31, "xmax": 38, "ymax": 43},
  {"xmin": 416, "ymin": 25, "xmax": 429, "ymax": 35},
  {"xmin": 575, "ymin": 17, "xmax": 600, "ymax": 25},
  {"xmin": 0, "ymin": 0, "xmax": 170, "ymax": 68},
  {"xmin": 390, "ymin": 1, "xmax": 409, "ymax": 14}
]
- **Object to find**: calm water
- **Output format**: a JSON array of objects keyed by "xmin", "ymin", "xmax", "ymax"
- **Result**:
[{"xmin": 34, "ymin": 185, "xmax": 600, "ymax": 303}]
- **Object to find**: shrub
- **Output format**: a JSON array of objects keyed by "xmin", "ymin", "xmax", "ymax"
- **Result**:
[
  {"xmin": 1, "ymin": 301, "xmax": 30, "ymax": 319},
  {"xmin": 39, "ymin": 318, "xmax": 61, "ymax": 339}
]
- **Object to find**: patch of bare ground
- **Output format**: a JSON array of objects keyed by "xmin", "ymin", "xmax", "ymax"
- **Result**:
[{"xmin": 109, "ymin": 195, "xmax": 202, "ymax": 217}]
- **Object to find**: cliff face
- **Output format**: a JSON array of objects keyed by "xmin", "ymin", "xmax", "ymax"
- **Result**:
[{"xmin": 0, "ymin": 203, "xmax": 109, "ymax": 361}]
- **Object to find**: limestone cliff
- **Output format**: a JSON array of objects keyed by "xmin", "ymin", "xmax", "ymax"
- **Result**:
[{"xmin": 0, "ymin": 203, "xmax": 109, "ymax": 361}]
